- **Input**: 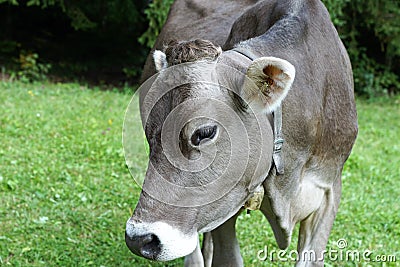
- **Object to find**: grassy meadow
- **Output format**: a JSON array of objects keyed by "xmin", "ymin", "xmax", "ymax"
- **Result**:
[{"xmin": 0, "ymin": 81, "xmax": 399, "ymax": 266}]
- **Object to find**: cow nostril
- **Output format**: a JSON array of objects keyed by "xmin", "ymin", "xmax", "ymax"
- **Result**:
[
  {"xmin": 140, "ymin": 234, "xmax": 161, "ymax": 260},
  {"xmin": 125, "ymin": 231, "xmax": 162, "ymax": 260}
]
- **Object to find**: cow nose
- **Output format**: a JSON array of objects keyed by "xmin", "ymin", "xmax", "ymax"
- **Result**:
[{"xmin": 125, "ymin": 232, "xmax": 161, "ymax": 260}]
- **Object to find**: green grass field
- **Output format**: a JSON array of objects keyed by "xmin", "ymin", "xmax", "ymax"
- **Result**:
[{"xmin": 1, "ymin": 81, "xmax": 399, "ymax": 266}]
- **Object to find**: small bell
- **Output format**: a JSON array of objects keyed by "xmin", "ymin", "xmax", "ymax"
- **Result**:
[{"xmin": 244, "ymin": 185, "xmax": 264, "ymax": 211}]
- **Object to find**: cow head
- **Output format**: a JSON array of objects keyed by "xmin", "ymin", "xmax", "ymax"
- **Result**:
[{"xmin": 125, "ymin": 39, "xmax": 295, "ymax": 261}]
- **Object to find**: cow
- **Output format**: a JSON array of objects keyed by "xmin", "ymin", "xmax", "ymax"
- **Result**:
[{"xmin": 125, "ymin": 0, "xmax": 358, "ymax": 266}]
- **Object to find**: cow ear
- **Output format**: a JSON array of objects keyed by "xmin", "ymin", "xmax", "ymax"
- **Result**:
[
  {"xmin": 243, "ymin": 57, "xmax": 295, "ymax": 113},
  {"xmin": 153, "ymin": 50, "xmax": 168, "ymax": 72}
]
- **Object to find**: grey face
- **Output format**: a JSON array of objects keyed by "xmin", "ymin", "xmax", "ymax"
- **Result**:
[{"xmin": 125, "ymin": 56, "xmax": 295, "ymax": 260}]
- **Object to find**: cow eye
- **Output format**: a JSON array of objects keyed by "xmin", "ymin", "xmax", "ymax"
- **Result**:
[{"xmin": 191, "ymin": 125, "xmax": 217, "ymax": 146}]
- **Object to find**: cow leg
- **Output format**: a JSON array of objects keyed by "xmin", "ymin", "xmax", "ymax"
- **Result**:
[
  {"xmin": 184, "ymin": 238, "xmax": 204, "ymax": 267},
  {"xmin": 201, "ymin": 232, "xmax": 213, "ymax": 267},
  {"xmin": 211, "ymin": 210, "xmax": 243, "ymax": 267},
  {"xmin": 295, "ymin": 175, "xmax": 342, "ymax": 267},
  {"xmin": 184, "ymin": 232, "xmax": 214, "ymax": 267}
]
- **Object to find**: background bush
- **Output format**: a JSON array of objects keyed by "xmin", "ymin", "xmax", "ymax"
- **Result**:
[
  {"xmin": 322, "ymin": 0, "xmax": 400, "ymax": 97},
  {"xmin": 0, "ymin": 0, "xmax": 399, "ymax": 97},
  {"xmin": 0, "ymin": 0, "xmax": 149, "ymax": 84}
]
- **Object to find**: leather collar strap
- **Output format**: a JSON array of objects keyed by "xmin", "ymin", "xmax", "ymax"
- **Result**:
[{"xmin": 232, "ymin": 47, "xmax": 285, "ymax": 175}]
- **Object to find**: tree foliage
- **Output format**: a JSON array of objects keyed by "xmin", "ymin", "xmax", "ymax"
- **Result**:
[
  {"xmin": 0, "ymin": 0, "xmax": 148, "ymax": 84},
  {"xmin": 139, "ymin": 0, "xmax": 174, "ymax": 48},
  {"xmin": 0, "ymin": 0, "xmax": 142, "ymax": 30},
  {"xmin": 323, "ymin": 0, "xmax": 400, "ymax": 97}
]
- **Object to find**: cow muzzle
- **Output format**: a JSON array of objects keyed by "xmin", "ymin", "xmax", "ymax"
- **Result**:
[{"xmin": 125, "ymin": 219, "xmax": 198, "ymax": 261}]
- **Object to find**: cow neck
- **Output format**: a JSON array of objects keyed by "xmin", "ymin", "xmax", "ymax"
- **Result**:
[{"xmin": 232, "ymin": 47, "xmax": 285, "ymax": 176}]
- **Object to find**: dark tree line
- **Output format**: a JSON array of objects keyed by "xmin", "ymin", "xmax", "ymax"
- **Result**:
[
  {"xmin": 0, "ymin": 0, "xmax": 399, "ymax": 97},
  {"xmin": 0, "ymin": 0, "xmax": 149, "ymax": 84}
]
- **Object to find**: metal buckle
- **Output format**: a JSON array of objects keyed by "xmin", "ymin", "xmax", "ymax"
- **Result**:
[{"xmin": 274, "ymin": 138, "xmax": 284, "ymax": 153}]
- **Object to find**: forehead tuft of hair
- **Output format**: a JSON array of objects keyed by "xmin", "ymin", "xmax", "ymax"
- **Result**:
[{"xmin": 164, "ymin": 39, "xmax": 222, "ymax": 66}]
